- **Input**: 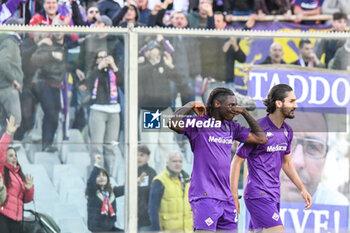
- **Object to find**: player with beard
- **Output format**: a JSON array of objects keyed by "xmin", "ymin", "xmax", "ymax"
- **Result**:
[
  {"xmin": 169, "ymin": 87, "xmax": 267, "ymax": 232},
  {"xmin": 230, "ymin": 84, "xmax": 312, "ymax": 233}
]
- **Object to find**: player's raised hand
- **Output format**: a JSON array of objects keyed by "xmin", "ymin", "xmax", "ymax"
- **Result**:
[
  {"xmin": 301, "ymin": 190, "xmax": 312, "ymax": 210},
  {"xmin": 193, "ymin": 102, "xmax": 206, "ymax": 117}
]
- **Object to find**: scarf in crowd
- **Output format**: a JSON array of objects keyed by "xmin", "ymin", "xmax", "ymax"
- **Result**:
[
  {"xmin": 297, "ymin": 56, "xmax": 313, "ymax": 67},
  {"xmin": 91, "ymin": 69, "xmax": 118, "ymax": 103},
  {"xmin": 101, "ymin": 190, "xmax": 116, "ymax": 216}
]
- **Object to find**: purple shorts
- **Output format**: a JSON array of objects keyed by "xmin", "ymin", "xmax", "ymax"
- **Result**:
[
  {"xmin": 190, "ymin": 198, "xmax": 238, "ymax": 232},
  {"xmin": 245, "ymin": 198, "xmax": 283, "ymax": 232}
]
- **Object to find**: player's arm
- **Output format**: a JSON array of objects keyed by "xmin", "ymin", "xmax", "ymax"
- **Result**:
[
  {"xmin": 282, "ymin": 153, "xmax": 312, "ymax": 209},
  {"xmin": 230, "ymin": 155, "xmax": 245, "ymax": 214},
  {"xmin": 168, "ymin": 101, "xmax": 206, "ymax": 134},
  {"xmin": 238, "ymin": 109, "xmax": 267, "ymax": 144}
]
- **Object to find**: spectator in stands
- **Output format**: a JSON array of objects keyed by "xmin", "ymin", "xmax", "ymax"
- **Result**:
[
  {"xmin": 148, "ymin": 6, "xmax": 205, "ymax": 106},
  {"xmin": 86, "ymin": 154, "xmax": 124, "ymax": 232},
  {"xmin": 134, "ymin": 0, "xmax": 151, "ymax": 24},
  {"xmin": 322, "ymin": 0, "xmax": 350, "ymax": 15},
  {"xmin": 214, "ymin": 11, "xmax": 229, "ymax": 29},
  {"xmin": 112, "ymin": 0, "xmax": 145, "ymax": 27},
  {"xmin": 29, "ymin": 0, "xmax": 71, "ymax": 25},
  {"xmin": 170, "ymin": 11, "xmax": 189, "ymax": 28},
  {"xmin": 0, "ymin": 116, "xmax": 34, "ymax": 233},
  {"xmin": 137, "ymin": 144, "xmax": 157, "ymax": 231},
  {"xmin": 148, "ymin": 2, "xmax": 189, "ymax": 28},
  {"xmin": 73, "ymin": 15, "xmax": 119, "ymax": 132},
  {"xmin": 0, "ymin": 0, "xmax": 26, "ymax": 24},
  {"xmin": 139, "ymin": 35, "xmax": 175, "ymax": 60},
  {"xmin": 0, "ymin": 174, "xmax": 6, "ymax": 205},
  {"xmin": 71, "ymin": 0, "xmax": 100, "ymax": 26},
  {"xmin": 280, "ymin": 112, "xmax": 348, "ymax": 205},
  {"xmin": 316, "ymin": 12, "xmax": 347, "ymax": 68},
  {"xmin": 14, "ymin": 32, "xmax": 50, "ymax": 141},
  {"xmin": 255, "ymin": 0, "xmax": 292, "ymax": 19},
  {"xmin": 187, "ymin": 0, "xmax": 214, "ymax": 28},
  {"xmin": 149, "ymin": 9, "xmax": 203, "ymax": 106},
  {"xmin": 260, "ymin": 42, "xmax": 286, "ymax": 64},
  {"xmin": 138, "ymin": 40, "xmax": 177, "ymax": 172},
  {"xmin": 0, "ymin": 22, "xmax": 23, "ymax": 135},
  {"xmin": 97, "ymin": 0, "xmax": 121, "ymax": 20},
  {"xmin": 291, "ymin": 39, "xmax": 324, "ymax": 68},
  {"xmin": 30, "ymin": 21, "xmax": 68, "ymax": 152},
  {"xmin": 330, "ymin": 38, "xmax": 350, "ymax": 70},
  {"xmin": 148, "ymin": 151, "xmax": 192, "ymax": 232},
  {"xmin": 138, "ymin": 35, "xmax": 195, "ymax": 109},
  {"xmin": 83, "ymin": 49, "xmax": 122, "ymax": 175},
  {"xmin": 292, "ymin": 0, "xmax": 323, "ymax": 24},
  {"xmin": 222, "ymin": 37, "xmax": 247, "ymax": 87},
  {"xmin": 149, "ymin": 0, "xmax": 213, "ymax": 29}
]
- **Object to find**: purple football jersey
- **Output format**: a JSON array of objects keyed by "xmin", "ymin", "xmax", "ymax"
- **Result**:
[
  {"xmin": 182, "ymin": 114, "xmax": 250, "ymax": 201},
  {"xmin": 236, "ymin": 115, "xmax": 293, "ymax": 202}
]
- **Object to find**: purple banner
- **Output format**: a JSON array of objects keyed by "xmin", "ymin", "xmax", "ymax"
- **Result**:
[
  {"xmin": 245, "ymin": 203, "xmax": 348, "ymax": 232},
  {"xmin": 281, "ymin": 202, "xmax": 348, "ymax": 233},
  {"xmin": 247, "ymin": 65, "xmax": 350, "ymax": 113}
]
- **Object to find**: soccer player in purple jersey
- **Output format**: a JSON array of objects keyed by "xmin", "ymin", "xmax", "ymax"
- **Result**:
[
  {"xmin": 230, "ymin": 84, "xmax": 313, "ymax": 233},
  {"xmin": 169, "ymin": 87, "xmax": 267, "ymax": 232}
]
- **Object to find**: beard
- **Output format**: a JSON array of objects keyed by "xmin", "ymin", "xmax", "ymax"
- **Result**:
[{"xmin": 282, "ymin": 105, "xmax": 295, "ymax": 119}]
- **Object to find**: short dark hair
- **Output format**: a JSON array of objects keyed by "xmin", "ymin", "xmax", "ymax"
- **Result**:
[
  {"xmin": 333, "ymin": 12, "xmax": 347, "ymax": 21},
  {"xmin": 206, "ymin": 87, "xmax": 235, "ymax": 116},
  {"xmin": 263, "ymin": 84, "xmax": 293, "ymax": 114},
  {"xmin": 214, "ymin": 11, "xmax": 226, "ymax": 23},
  {"xmin": 299, "ymin": 39, "xmax": 311, "ymax": 49},
  {"xmin": 96, "ymin": 167, "xmax": 113, "ymax": 193},
  {"xmin": 138, "ymin": 144, "xmax": 150, "ymax": 155}
]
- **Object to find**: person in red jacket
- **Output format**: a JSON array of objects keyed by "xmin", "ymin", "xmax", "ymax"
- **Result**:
[
  {"xmin": 0, "ymin": 116, "xmax": 34, "ymax": 233},
  {"xmin": 29, "ymin": 0, "xmax": 70, "ymax": 26}
]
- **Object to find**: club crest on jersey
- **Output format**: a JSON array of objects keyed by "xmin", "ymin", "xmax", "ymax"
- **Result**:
[
  {"xmin": 205, "ymin": 217, "xmax": 214, "ymax": 226},
  {"xmin": 266, "ymin": 132, "xmax": 273, "ymax": 137},
  {"xmin": 284, "ymin": 129, "xmax": 288, "ymax": 137},
  {"xmin": 272, "ymin": 213, "xmax": 279, "ymax": 221}
]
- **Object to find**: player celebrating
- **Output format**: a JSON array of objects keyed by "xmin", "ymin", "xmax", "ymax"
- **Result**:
[
  {"xmin": 230, "ymin": 84, "xmax": 312, "ymax": 233},
  {"xmin": 169, "ymin": 87, "xmax": 267, "ymax": 232}
]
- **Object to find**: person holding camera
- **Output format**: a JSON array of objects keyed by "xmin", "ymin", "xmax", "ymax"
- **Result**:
[{"xmin": 82, "ymin": 50, "xmax": 123, "ymax": 175}]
